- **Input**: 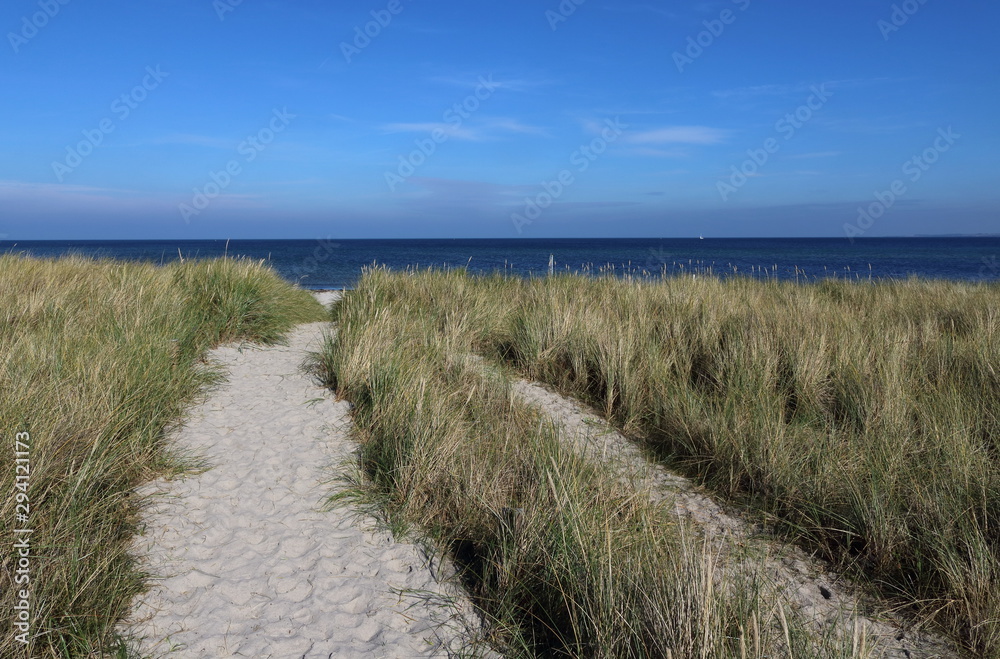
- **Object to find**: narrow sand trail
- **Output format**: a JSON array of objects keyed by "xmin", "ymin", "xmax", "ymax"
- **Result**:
[
  {"xmin": 127, "ymin": 317, "xmax": 487, "ymax": 658},
  {"xmin": 507, "ymin": 377, "xmax": 958, "ymax": 659}
]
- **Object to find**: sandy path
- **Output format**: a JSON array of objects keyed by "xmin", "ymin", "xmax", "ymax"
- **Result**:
[
  {"xmin": 508, "ymin": 377, "xmax": 958, "ymax": 659},
  {"xmin": 127, "ymin": 320, "xmax": 486, "ymax": 658}
]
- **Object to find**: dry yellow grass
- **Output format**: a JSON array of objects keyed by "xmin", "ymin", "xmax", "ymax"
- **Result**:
[
  {"xmin": 318, "ymin": 267, "xmax": 892, "ymax": 658},
  {"xmin": 0, "ymin": 255, "xmax": 324, "ymax": 657}
]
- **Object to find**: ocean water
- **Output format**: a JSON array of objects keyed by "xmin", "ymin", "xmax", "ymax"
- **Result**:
[{"xmin": 2, "ymin": 237, "xmax": 998, "ymax": 289}]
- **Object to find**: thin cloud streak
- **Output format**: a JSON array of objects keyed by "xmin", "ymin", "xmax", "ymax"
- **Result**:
[
  {"xmin": 382, "ymin": 118, "xmax": 548, "ymax": 141},
  {"xmin": 625, "ymin": 126, "xmax": 728, "ymax": 145},
  {"xmin": 382, "ymin": 122, "xmax": 481, "ymax": 141}
]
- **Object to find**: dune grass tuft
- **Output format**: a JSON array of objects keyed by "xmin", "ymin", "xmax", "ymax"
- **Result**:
[
  {"xmin": 321, "ymin": 267, "xmax": 999, "ymax": 657},
  {"xmin": 318, "ymin": 268, "xmax": 882, "ymax": 658},
  {"xmin": 484, "ymin": 273, "xmax": 999, "ymax": 657},
  {"xmin": 0, "ymin": 254, "xmax": 324, "ymax": 657}
]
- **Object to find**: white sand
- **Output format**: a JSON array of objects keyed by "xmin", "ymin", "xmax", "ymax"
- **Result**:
[
  {"xmin": 309, "ymin": 290, "xmax": 343, "ymax": 310},
  {"xmin": 127, "ymin": 316, "xmax": 489, "ymax": 658}
]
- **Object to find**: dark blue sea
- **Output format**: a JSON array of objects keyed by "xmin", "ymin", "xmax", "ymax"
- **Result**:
[{"xmin": 2, "ymin": 238, "xmax": 998, "ymax": 289}]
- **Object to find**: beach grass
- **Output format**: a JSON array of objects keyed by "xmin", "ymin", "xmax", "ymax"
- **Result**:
[
  {"xmin": 321, "ymin": 267, "xmax": 998, "ymax": 657},
  {"xmin": 485, "ymin": 272, "xmax": 1000, "ymax": 657},
  {"xmin": 0, "ymin": 254, "xmax": 325, "ymax": 657},
  {"xmin": 317, "ymin": 267, "xmax": 884, "ymax": 658},
  {"xmin": 6, "ymin": 253, "xmax": 994, "ymax": 657}
]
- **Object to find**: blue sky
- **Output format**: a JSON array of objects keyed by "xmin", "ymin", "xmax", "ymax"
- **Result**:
[{"xmin": 1, "ymin": 0, "xmax": 997, "ymax": 239}]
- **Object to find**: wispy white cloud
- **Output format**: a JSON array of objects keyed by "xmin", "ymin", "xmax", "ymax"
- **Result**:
[
  {"xmin": 0, "ymin": 180, "xmax": 126, "ymax": 200},
  {"xmin": 713, "ymin": 78, "xmax": 906, "ymax": 100},
  {"xmin": 0, "ymin": 179, "xmax": 261, "ymax": 214},
  {"xmin": 786, "ymin": 151, "xmax": 841, "ymax": 159},
  {"xmin": 625, "ymin": 147, "xmax": 691, "ymax": 158},
  {"xmin": 814, "ymin": 115, "xmax": 929, "ymax": 134},
  {"xmin": 382, "ymin": 117, "xmax": 547, "ymax": 141},
  {"xmin": 713, "ymin": 84, "xmax": 800, "ymax": 99},
  {"xmin": 0, "ymin": 180, "xmax": 171, "ymax": 217},
  {"xmin": 382, "ymin": 122, "xmax": 482, "ymax": 141},
  {"xmin": 484, "ymin": 118, "xmax": 549, "ymax": 136},
  {"xmin": 399, "ymin": 177, "xmax": 642, "ymax": 216},
  {"xmin": 625, "ymin": 126, "xmax": 728, "ymax": 145},
  {"xmin": 148, "ymin": 133, "xmax": 234, "ymax": 148},
  {"xmin": 255, "ymin": 177, "xmax": 327, "ymax": 187},
  {"xmin": 590, "ymin": 107, "xmax": 676, "ymax": 116},
  {"xmin": 546, "ymin": 200, "xmax": 641, "ymax": 210},
  {"xmin": 399, "ymin": 177, "xmax": 531, "ymax": 210},
  {"xmin": 428, "ymin": 75, "xmax": 550, "ymax": 92}
]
